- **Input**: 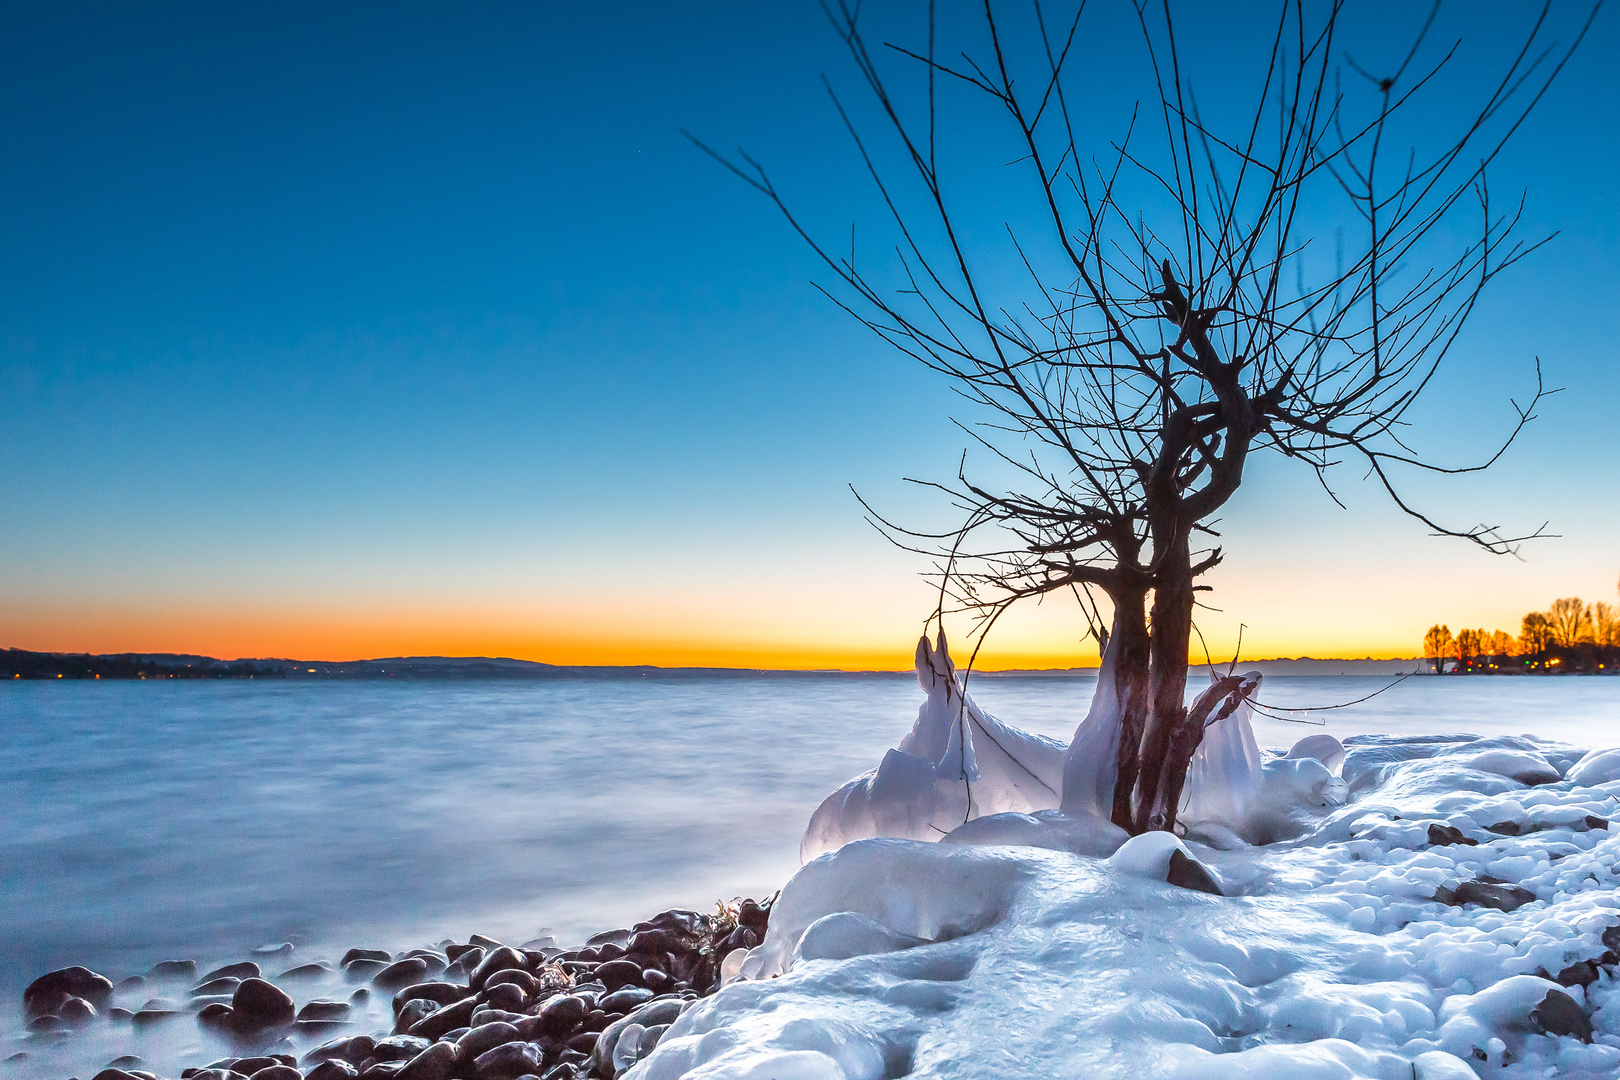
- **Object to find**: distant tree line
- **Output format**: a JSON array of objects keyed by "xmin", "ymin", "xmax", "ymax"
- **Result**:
[
  {"xmin": 1423, "ymin": 586, "xmax": 1620, "ymax": 675},
  {"xmin": 2, "ymin": 649, "xmax": 287, "ymax": 680}
]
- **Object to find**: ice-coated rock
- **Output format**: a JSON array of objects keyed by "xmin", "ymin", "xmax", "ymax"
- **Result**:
[
  {"xmin": 1567, "ymin": 746, "xmax": 1620, "ymax": 786},
  {"xmin": 795, "ymin": 911, "xmax": 928, "ymax": 962},
  {"xmin": 940, "ymin": 807, "xmax": 1127, "ymax": 856}
]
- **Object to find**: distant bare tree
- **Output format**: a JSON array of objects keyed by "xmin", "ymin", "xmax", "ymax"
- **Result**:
[
  {"xmin": 694, "ymin": 1, "xmax": 1591, "ymax": 833},
  {"xmin": 1424, "ymin": 624, "xmax": 1456, "ymax": 674},
  {"xmin": 1488, "ymin": 629, "xmax": 1517, "ymax": 658},
  {"xmin": 1455, "ymin": 628, "xmax": 1482, "ymax": 669},
  {"xmin": 1592, "ymin": 601, "xmax": 1620, "ymax": 647}
]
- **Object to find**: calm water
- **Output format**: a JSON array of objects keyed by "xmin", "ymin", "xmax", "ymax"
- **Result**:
[{"xmin": 3, "ymin": 673, "xmax": 1618, "ymax": 999}]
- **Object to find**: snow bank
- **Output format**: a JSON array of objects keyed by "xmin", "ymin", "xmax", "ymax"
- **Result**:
[{"xmin": 630, "ymin": 734, "xmax": 1620, "ymax": 1080}]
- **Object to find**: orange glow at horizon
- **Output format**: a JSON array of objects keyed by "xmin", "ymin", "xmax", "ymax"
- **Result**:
[{"xmin": 1, "ymin": 597, "xmax": 1433, "ymax": 672}]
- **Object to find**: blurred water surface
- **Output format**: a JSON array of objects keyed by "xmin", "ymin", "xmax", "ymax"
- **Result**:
[{"xmin": 3, "ymin": 673, "xmax": 1617, "ymax": 996}]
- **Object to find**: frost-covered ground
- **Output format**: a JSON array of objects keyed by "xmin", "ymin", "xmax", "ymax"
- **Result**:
[{"xmin": 626, "ymin": 736, "xmax": 1620, "ymax": 1080}]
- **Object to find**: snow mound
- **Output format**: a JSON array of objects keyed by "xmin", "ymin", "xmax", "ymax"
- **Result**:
[{"xmin": 632, "ymin": 734, "xmax": 1620, "ymax": 1080}]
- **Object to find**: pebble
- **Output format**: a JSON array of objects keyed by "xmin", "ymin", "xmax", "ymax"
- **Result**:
[
  {"xmin": 115, "ymin": 976, "xmax": 146, "ymax": 992},
  {"xmin": 406, "ymin": 996, "xmax": 476, "ymax": 1041},
  {"xmin": 229, "ymin": 979, "xmax": 296, "ymax": 1031},
  {"xmin": 372, "ymin": 959, "xmax": 429, "ymax": 990},
  {"xmin": 342, "ymin": 959, "xmax": 388, "ymax": 982},
  {"xmin": 277, "ymin": 963, "xmax": 332, "ymax": 980},
  {"xmin": 251, "ymin": 944, "xmax": 295, "ymax": 958},
  {"xmin": 471, "ymin": 1040, "xmax": 542, "ymax": 1080},
  {"xmin": 592, "ymin": 959, "xmax": 643, "ymax": 992},
  {"xmin": 477, "ymin": 983, "xmax": 525, "ymax": 1013},
  {"xmin": 149, "ymin": 960, "xmax": 198, "ymax": 980},
  {"xmin": 202, "ymin": 962, "xmax": 261, "ymax": 982},
  {"xmin": 297, "ymin": 1001, "xmax": 351, "ymax": 1022},
  {"xmin": 191, "ymin": 977, "xmax": 242, "ymax": 996},
  {"xmin": 304, "ymin": 1063, "xmax": 358, "ymax": 1080},
  {"xmin": 341, "ymin": 949, "xmax": 392, "ymax": 966},
  {"xmin": 25, "ymin": 966, "xmax": 115, "ymax": 1015},
  {"xmin": 392, "ymin": 1043, "xmax": 456, "ymax": 1080}
]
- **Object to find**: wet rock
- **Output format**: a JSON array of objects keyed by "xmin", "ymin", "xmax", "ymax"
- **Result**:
[
  {"xmin": 1426, "ymin": 822, "xmax": 1477, "ymax": 847},
  {"xmin": 469, "ymin": 935, "xmax": 504, "ymax": 951},
  {"xmin": 1485, "ymin": 820, "xmax": 1523, "ymax": 836},
  {"xmin": 296, "ymin": 1020, "xmax": 352, "ymax": 1039},
  {"xmin": 565, "ymin": 1033, "xmax": 597, "ymax": 1054},
  {"xmin": 231, "ymin": 979, "xmax": 296, "ymax": 1031},
  {"xmin": 90, "ymin": 1070, "xmax": 142, "ymax": 1080},
  {"xmin": 226, "ymin": 1062, "xmax": 279, "ymax": 1077},
  {"xmin": 1437, "ymin": 880, "xmax": 1538, "ymax": 912},
  {"xmin": 277, "ymin": 963, "xmax": 331, "ymax": 980},
  {"xmin": 108, "ymin": 1007, "xmax": 134, "ymax": 1020},
  {"xmin": 190, "ymin": 1071, "xmax": 248, "ymax": 1080},
  {"xmin": 60, "ymin": 997, "xmax": 97, "ymax": 1024},
  {"xmin": 305, "ymin": 1062, "xmax": 359, "ymax": 1080},
  {"xmin": 400, "ymin": 951, "xmax": 448, "ymax": 977},
  {"xmin": 360, "ymin": 1063, "xmax": 404, "ymax": 1080},
  {"xmin": 26, "ymin": 1015, "xmax": 65, "ymax": 1033},
  {"xmin": 248, "ymin": 1067, "xmax": 301, "ymax": 1080},
  {"xmin": 1166, "ymin": 849, "xmax": 1223, "ymax": 895},
  {"xmin": 472, "ymin": 1041, "xmax": 543, "ymax": 1080},
  {"xmin": 444, "ymin": 944, "xmax": 479, "ymax": 963},
  {"xmin": 483, "ymin": 969, "xmax": 539, "ymax": 996},
  {"xmin": 592, "ymin": 960, "xmax": 643, "ymax": 993},
  {"xmin": 393, "ymin": 982, "xmax": 466, "ymax": 1015},
  {"xmin": 368, "ymin": 1036, "xmax": 432, "ymax": 1063},
  {"xmin": 479, "ymin": 982, "xmax": 526, "ymax": 1013},
  {"xmin": 372, "ymin": 959, "xmax": 429, "ymax": 991},
  {"xmin": 116, "ymin": 976, "xmax": 146, "ymax": 992},
  {"xmin": 469, "ymin": 1008, "xmax": 526, "ymax": 1029},
  {"xmin": 447, "ymin": 948, "xmax": 484, "ymax": 980},
  {"xmin": 203, "ymin": 963, "xmax": 261, "ymax": 983},
  {"xmin": 1556, "ymin": 960, "xmax": 1599, "ymax": 988},
  {"xmin": 1530, "ymin": 987, "xmax": 1592, "ymax": 1043},
  {"xmin": 341, "ymin": 949, "xmax": 392, "ymax": 966},
  {"xmin": 1585, "ymin": 815, "xmax": 1610, "ymax": 831},
  {"xmin": 192, "ymin": 977, "xmax": 243, "ymax": 996},
  {"xmin": 598, "ymin": 988, "xmax": 652, "ymax": 1014},
  {"xmin": 197, "ymin": 1003, "xmax": 234, "ymax": 1029},
  {"xmin": 394, "ymin": 1042, "xmax": 457, "ymax": 1080},
  {"xmin": 108, "ymin": 1057, "xmax": 142, "ymax": 1069},
  {"xmin": 25, "ymin": 967, "xmax": 115, "ymax": 1015},
  {"xmin": 457, "ymin": 1021, "xmax": 521, "ymax": 1060},
  {"xmin": 393, "ymin": 999, "xmax": 437, "ymax": 1034},
  {"xmin": 298, "ymin": 1001, "xmax": 351, "ymax": 1022},
  {"xmin": 303, "ymin": 1035, "xmax": 375, "ymax": 1065},
  {"xmin": 252, "ymin": 943, "xmax": 294, "ymax": 958},
  {"xmin": 406, "ymin": 996, "xmax": 477, "ymax": 1041},
  {"xmin": 150, "ymin": 960, "xmax": 198, "ymax": 980},
  {"xmin": 469, "ymin": 948, "xmax": 527, "ymax": 992},
  {"xmin": 534, "ymin": 994, "xmax": 588, "ymax": 1037},
  {"xmin": 349, "ymin": 987, "xmax": 371, "ymax": 1003}
]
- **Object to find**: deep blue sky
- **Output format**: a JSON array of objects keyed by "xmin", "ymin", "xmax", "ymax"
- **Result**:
[{"xmin": 1, "ymin": 2, "xmax": 1616, "ymax": 665}]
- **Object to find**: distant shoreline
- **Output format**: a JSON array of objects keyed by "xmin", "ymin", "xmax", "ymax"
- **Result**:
[{"xmin": 5, "ymin": 647, "xmax": 1438, "ymax": 680}]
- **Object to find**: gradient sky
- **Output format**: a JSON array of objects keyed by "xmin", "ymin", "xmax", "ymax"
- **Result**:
[{"xmin": 2, "ymin": 2, "xmax": 1617, "ymax": 669}]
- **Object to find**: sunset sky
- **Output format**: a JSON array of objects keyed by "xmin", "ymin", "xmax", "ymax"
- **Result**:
[{"xmin": 3, "ymin": 2, "xmax": 1617, "ymax": 670}]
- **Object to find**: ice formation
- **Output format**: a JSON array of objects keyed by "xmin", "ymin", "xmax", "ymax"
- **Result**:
[
  {"xmin": 799, "ymin": 632, "xmax": 1067, "ymax": 861},
  {"xmin": 630, "ymin": 734, "xmax": 1620, "ymax": 1080}
]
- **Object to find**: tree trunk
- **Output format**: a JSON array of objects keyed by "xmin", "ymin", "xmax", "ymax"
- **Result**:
[
  {"xmin": 1060, "ymin": 586, "xmax": 1150, "ymax": 828},
  {"xmin": 1133, "ymin": 528, "xmax": 1195, "ymax": 833}
]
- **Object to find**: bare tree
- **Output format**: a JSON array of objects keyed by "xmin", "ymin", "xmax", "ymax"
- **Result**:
[
  {"xmin": 1591, "ymin": 601, "xmax": 1619, "ymax": 647},
  {"xmin": 691, "ymin": 1, "xmax": 1592, "ymax": 834},
  {"xmin": 1546, "ymin": 597, "xmax": 1591, "ymax": 647},
  {"xmin": 1520, "ymin": 611, "xmax": 1554, "ymax": 654}
]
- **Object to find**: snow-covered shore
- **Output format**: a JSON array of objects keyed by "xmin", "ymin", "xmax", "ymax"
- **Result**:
[{"xmin": 627, "ymin": 735, "xmax": 1620, "ymax": 1080}]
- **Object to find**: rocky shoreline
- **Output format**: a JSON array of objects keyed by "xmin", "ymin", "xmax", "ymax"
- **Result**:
[{"xmin": 12, "ymin": 899, "xmax": 772, "ymax": 1080}]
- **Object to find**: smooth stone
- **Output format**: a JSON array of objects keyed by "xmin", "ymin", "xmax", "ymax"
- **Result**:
[
  {"xmin": 25, "ymin": 967, "xmax": 115, "ymax": 1014},
  {"xmin": 472, "ymin": 1041, "xmax": 542, "ymax": 1080},
  {"xmin": 372, "ymin": 959, "xmax": 429, "ymax": 991},
  {"xmin": 446, "ymin": 949, "xmax": 484, "ymax": 981},
  {"xmin": 196, "ymin": 1002, "xmax": 233, "ymax": 1029},
  {"xmin": 392, "ymin": 999, "xmax": 436, "ymax": 1034},
  {"xmin": 203, "ymin": 963, "xmax": 261, "ymax": 983},
  {"xmin": 89, "ymin": 1070, "xmax": 141, "ymax": 1080},
  {"xmin": 468, "ymin": 948, "xmax": 527, "ymax": 992},
  {"xmin": 341, "ymin": 949, "xmax": 392, "ymax": 966},
  {"xmin": 394, "ymin": 1043, "xmax": 457, "ymax": 1080},
  {"xmin": 277, "ymin": 963, "xmax": 331, "ymax": 980},
  {"xmin": 190, "ymin": 1071, "xmax": 248, "ymax": 1080},
  {"xmin": 400, "ymin": 951, "xmax": 448, "ymax": 976},
  {"xmin": 141, "ymin": 997, "xmax": 179, "ymax": 1010},
  {"xmin": 444, "ymin": 944, "xmax": 478, "ymax": 963},
  {"xmin": 468, "ymin": 936, "xmax": 504, "ymax": 951},
  {"xmin": 392, "ymin": 982, "xmax": 466, "ymax": 1015},
  {"xmin": 251, "ymin": 944, "xmax": 295, "ymax": 958},
  {"xmin": 107, "ymin": 1057, "xmax": 142, "ymax": 1069},
  {"xmin": 478, "ymin": 983, "xmax": 526, "ymax": 1013},
  {"xmin": 457, "ymin": 1021, "xmax": 521, "ymax": 1060},
  {"xmin": 108, "ymin": 1008, "xmax": 134, "ymax": 1020},
  {"xmin": 149, "ymin": 960, "xmax": 198, "ymax": 980},
  {"xmin": 115, "ymin": 976, "xmax": 147, "ymax": 992},
  {"xmin": 298, "ymin": 1001, "xmax": 351, "ymax": 1022},
  {"xmin": 534, "ymin": 994, "xmax": 587, "ymax": 1036},
  {"xmin": 1166, "ymin": 849, "xmax": 1224, "ymax": 895},
  {"xmin": 349, "ymin": 988, "xmax": 371, "ymax": 1003},
  {"xmin": 303, "ymin": 1035, "xmax": 375, "ymax": 1065},
  {"xmin": 564, "ymin": 1032, "xmax": 597, "ymax": 1054},
  {"xmin": 1531, "ymin": 988, "xmax": 1593, "ymax": 1042},
  {"xmin": 231, "ymin": 979, "xmax": 296, "ymax": 1030},
  {"xmin": 60, "ymin": 997, "xmax": 97, "ymax": 1023},
  {"xmin": 592, "ymin": 960, "xmax": 643, "ymax": 993},
  {"xmin": 406, "ymin": 996, "xmax": 477, "ymax": 1041},
  {"xmin": 1438, "ymin": 880, "xmax": 1538, "ymax": 912},
  {"xmin": 598, "ymin": 988, "xmax": 652, "ymax": 1014},
  {"xmin": 367, "ymin": 1036, "xmax": 432, "ymax": 1063},
  {"xmin": 360, "ymin": 1064, "xmax": 403, "ymax": 1080},
  {"xmin": 192, "ymin": 977, "xmax": 242, "ymax": 996},
  {"xmin": 305, "ymin": 1063, "xmax": 359, "ymax": 1080},
  {"xmin": 468, "ymin": 1008, "xmax": 525, "ymax": 1029},
  {"xmin": 246, "ymin": 1068, "xmax": 300, "ymax": 1080},
  {"xmin": 482, "ymin": 969, "xmax": 538, "ymax": 995},
  {"xmin": 1426, "ymin": 822, "xmax": 1478, "ymax": 847},
  {"xmin": 344, "ymin": 959, "xmax": 388, "ymax": 982},
  {"xmin": 295, "ymin": 1020, "xmax": 353, "ymax": 1038},
  {"xmin": 228, "ymin": 1058, "xmax": 281, "ymax": 1074},
  {"xmin": 190, "ymin": 995, "xmax": 236, "ymax": 1008}
]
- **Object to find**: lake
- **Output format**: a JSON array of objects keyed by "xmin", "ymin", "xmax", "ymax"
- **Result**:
[{"xmin": 3, "ymin": 673, "xmax": 1618, "ymax": 1001}]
